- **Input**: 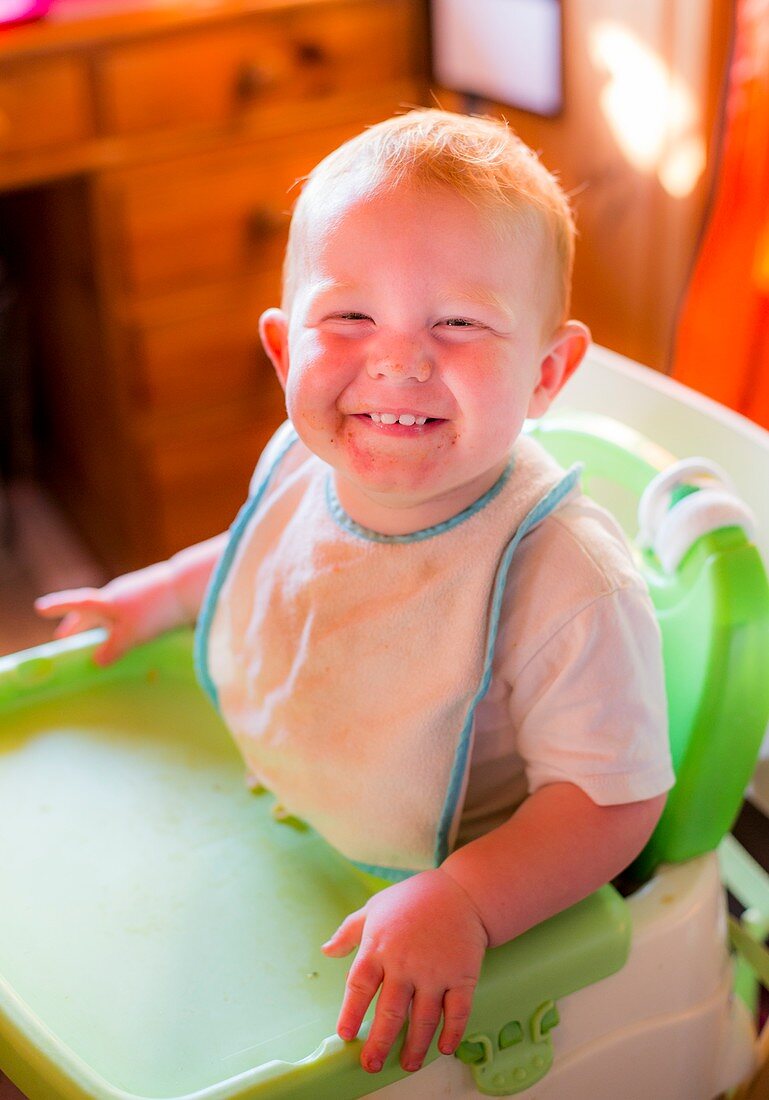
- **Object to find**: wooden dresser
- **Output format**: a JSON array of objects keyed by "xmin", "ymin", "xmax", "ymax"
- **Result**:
[{"xmin": 0, "ymin": 0, "xmax": 429, "ymax": 572}]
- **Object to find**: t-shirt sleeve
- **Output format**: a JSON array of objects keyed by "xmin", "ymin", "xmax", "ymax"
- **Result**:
[
  {"xmin": 486, "ymin": 494, "xmax": 676, "ymax": 808},
  {"xmin": 510, "ymin": 581, "xmax": 675, "ymax": 806}
]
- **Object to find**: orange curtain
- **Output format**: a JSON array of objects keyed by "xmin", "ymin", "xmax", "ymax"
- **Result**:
[{"xmin": 672, "ymin": 0, "xmax": 769, "ymax": 428}]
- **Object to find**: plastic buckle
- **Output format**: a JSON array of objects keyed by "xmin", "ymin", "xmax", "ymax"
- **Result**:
[
  {"xmin": 455, "ymin": 999, "xmax": 560, "ymax": 1095},
  {"xmin": 637, "ymin": 458, "xmax": 757, "ymax": 573}
]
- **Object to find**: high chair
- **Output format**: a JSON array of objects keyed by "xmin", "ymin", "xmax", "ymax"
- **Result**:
[{"xmin": 1, "ymin": 344, "xmax": 768, "ymax": 1100}]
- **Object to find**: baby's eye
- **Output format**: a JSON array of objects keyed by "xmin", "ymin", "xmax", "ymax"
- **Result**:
[
  {"xmin": 334, "ymin": 312, "xmax": 372, "ymax": 322},
  {"xmin": 437, "ymin": 317, "xmax": 483, "ymax": 331}
]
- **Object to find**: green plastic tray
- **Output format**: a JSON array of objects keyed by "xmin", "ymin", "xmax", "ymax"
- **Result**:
[{"xmin": 0, "ymin": 630, "xmax": 629, "ymax": 1100}]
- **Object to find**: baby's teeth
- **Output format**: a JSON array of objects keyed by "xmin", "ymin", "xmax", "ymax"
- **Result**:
[{"xmin": 368, "ymin": 412, "xmax": 428, "ymax": 426}]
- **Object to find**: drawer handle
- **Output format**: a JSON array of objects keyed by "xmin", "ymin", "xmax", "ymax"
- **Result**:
[
  {"xmin": 235, "ymin": 62, "xmax": 276, "ymax": 101},
  {"xmin": 295, "ymin": 40, "xmax": 327, "ymax": 66},
  {"xmin": 246, "ymin": 206, "xmax": 286, "ymax": 242}
]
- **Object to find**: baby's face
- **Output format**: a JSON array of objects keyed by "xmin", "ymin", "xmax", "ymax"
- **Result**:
[{"xmin": 261, "ymin": 181, "xmax": 587, "ymax": 531}]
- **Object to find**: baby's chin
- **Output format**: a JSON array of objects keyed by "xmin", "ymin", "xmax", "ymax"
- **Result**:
[
  {"xmin": 340, "ymin": 471, "xmax": 448, "ymax": 510},
  {"xmin": 334, "ymin": 482, "xmax": 460, "ymax": 536},
  {"xmin": 334, "ymin": 458, "xmax": 508, "ymax": 532},
  {"xmin": 335, "ymin": 444, "xmax": 450, "ymax": 499}
]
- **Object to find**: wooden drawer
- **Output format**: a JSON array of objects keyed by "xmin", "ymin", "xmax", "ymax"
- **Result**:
[
  {"xmin": 125, "ymin": 298, "xmax": 284, "ymax": 416},
  {"xmin": 100, "ymin": 121, "xmax": 364, "ymax": 297},
  {"xmin": 0, "ymin": 57, "xmax": 92, "ymax": 156},
  {"xmin": 142, "ymin": 415, "xmax": 285, "ymax": 556},
  {"xmin": 95, "ymin": 0, "xmax": 421, "ymax": 136}
]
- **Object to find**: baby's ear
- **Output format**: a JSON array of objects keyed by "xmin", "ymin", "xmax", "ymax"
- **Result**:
[
  {"xmin": 259, "ymin": 308, "xmax": 290, "ymax": 391},
  {"xmin": 527, "ymin": 321, "xmax": 591, "ymax": 419}
]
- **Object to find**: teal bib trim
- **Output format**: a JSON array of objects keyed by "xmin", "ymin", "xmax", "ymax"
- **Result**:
[
  {"xmin": 433, "ymin": 464, "xmax": 583, "ymax": 868},
  {"xmin": 325, "ymin": 459, "xmax": 515, "ymax": 543},
  {"xmin": 194, "ymin": 426, "xmax": 300, "ymax": 708},
  {"xmin": 351, "ymin": 858, "xmax": 417, "ymax": 883}
]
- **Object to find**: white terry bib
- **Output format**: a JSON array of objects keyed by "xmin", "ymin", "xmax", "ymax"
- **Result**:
[{"xmin": 196, "ymin": 428, "xmax": 579, "ymax": 879}]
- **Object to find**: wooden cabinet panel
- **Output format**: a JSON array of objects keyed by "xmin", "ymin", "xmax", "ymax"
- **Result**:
[
  {"xmin": 96, "ymin": 0, "xmax": 420, "ymax": 136},
  {"xmin": 0, "ymin": 57, "xmax": 92, "ymax": 155},
  {"xmin": 142, "ymin": 416, "xmax": 284, "ymax": 557},
  {"xmin": 126, "ymin": 303, "xmax": 284, "ymax": 417},
  {"xmin": 101, "ymin": 122, "xmax": 364, "ymax": 296},
  {"xmin": 1, "ymin": 0, "xmax": 429, "ymax": 571}
]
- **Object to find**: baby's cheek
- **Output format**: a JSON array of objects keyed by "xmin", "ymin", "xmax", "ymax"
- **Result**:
[
  {"xmin": 477, "ymin": 395, "xmax": 526, "ymax": 446},
  {"xmin": 294, "ymin": 406, "xmax": 330, "ymax": 433},
  {"xmin": 286, "ymin": 374, "xmax": 338, "ymax": 432},
  {"xmin": 288, "ymin": 406, "xmax": 349, "ymax": 472}
]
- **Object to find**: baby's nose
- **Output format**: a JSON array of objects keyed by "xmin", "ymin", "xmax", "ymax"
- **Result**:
[{"xmin": 367, "ymin": 350, "xmax": 431, "ymax": 383}]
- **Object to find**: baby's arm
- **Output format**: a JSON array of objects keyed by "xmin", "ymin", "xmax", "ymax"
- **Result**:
[
  {"xmin": 34, "ymin": 533, "xmax": 226, "ymax": 666},
  {"xmin": 322, "ymin": 784, "xmax": 665, "ymax": 1075},
  {"xmin": 441, "ymin": 782, "xmax": 666, "ymax": 946}
]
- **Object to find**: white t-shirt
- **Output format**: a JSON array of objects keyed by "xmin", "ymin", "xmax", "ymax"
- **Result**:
[{"xmin": 459, "ymin": 494, "xmax": 673, "ymax": 845}]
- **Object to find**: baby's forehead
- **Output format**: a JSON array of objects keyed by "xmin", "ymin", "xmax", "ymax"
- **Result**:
[
  {"xmin": 297, "ymin": 174, "xmax": 540, "ymax": 257},
  {"xmin": 283, "ymin": 171, "xmax": 554, "ymax": 317}
]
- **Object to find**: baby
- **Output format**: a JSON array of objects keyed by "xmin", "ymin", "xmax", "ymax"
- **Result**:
[{"xmin": 36, "ymin": 110, "xmax": 673, "ymax": 1077}]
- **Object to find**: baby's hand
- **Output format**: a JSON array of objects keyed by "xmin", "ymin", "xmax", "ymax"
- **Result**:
[
  {"xmin": 34, "ymin": 563, "xmax": 184, "ymax": 666},
  {"xmin": 321, "ymin": 868, "xmax": 489, "ymax": 1075}
]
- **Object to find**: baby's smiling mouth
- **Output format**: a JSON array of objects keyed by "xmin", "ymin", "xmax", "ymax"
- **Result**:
[{"xmin": 355, "ymin": 411, "xmax": 445, "ymax": 428}]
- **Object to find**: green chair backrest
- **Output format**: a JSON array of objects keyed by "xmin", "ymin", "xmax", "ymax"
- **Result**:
[{"xmin": 530, "ymin": 413, "xmax": 769, "ymax": 880}]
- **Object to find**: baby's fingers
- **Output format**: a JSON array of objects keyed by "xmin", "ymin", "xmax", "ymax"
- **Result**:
[
  {"xmin": 336, "ymin": 954, "xmax": 383, "ymax": 1046},
  {"xmin": 437, "ymin": 983, "xmax": 475, "ymax": 1055},
  {"xmin": 34, "ymin": 589, "xmax": 105, "ymax": 619},
  {"xmin": 400, "ymin": 989, "xmax": 445, "ymax": 1072},
  {"xmin": 322, "ymin": 909, "xmax": 365, "ymax": 957},
  {"xmin": 362, "ymin": 978, "xmax": 413, "ymax": 1073},
  {"xmin": 92, "ymin": 625, "xmax": 132, "ymax": 667},
  {"xmin": 51, "ymin": 610, "xmax": 100, "ymax": 639}
]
